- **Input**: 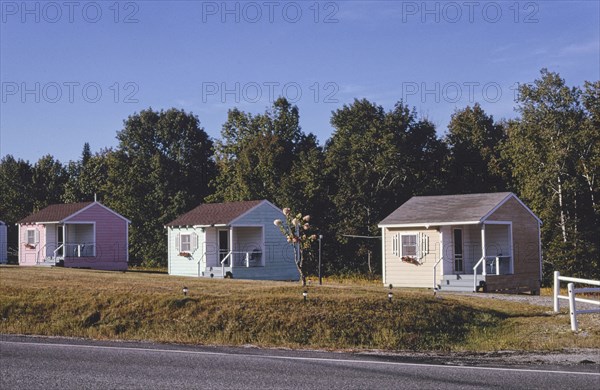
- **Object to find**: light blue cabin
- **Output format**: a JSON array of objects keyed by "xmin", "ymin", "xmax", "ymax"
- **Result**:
[{"xmin": 166, "ymin": 200, "xmax": 298, "ymax": 280}]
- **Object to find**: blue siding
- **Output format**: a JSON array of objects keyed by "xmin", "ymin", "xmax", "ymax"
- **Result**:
[{"xmin": 231, "ymin": 202, "xmax": 298, "ymax": 280}]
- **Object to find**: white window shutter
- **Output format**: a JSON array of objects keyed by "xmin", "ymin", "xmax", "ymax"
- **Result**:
[
  {"xmin": 175, "ymin": 233, "xmax": 180, "ymax": 251},
  {"xmin": 191, "ymin": 233, "xmax": 198, "ymax": 252},
  {"xmin": 34, "ymin": 229, "xmax": 40, "ymax": 244},
  {"xmin": 393, "ymin": 234, "xmax": 400, "ymax": 257},
  {"xmin": 418, "ymin": 232, "xmax": 429, "ymax": 258}
]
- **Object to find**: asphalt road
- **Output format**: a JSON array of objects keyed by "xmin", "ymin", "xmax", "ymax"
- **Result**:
[{"xmin": 1, "ymin": 336, "xmax": 598, "ymax": 389}]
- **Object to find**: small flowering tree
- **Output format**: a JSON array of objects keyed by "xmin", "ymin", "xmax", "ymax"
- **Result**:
[{"xmin": 274, "ymin": 208, "xmax": 317, "ymax": 286}]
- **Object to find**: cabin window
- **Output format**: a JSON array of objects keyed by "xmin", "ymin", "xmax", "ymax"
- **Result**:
[
  {"xmin": 180, "ymin": 234, "xmax": 191, "ymax": 252},
  {"xmin": 401, "ymin": 235, "xmax": 417, "ymax": 258},
  {"xmin": 26, "ymin": 229, "xmax": 36, "ymax": 245}
]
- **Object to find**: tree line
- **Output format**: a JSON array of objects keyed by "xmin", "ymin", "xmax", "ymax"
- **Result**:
[{"xmin": 1, "ymin": 69, "xmax": 598, "ymax": 282}]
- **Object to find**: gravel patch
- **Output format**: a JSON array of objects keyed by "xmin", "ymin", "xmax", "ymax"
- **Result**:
[
  {"xmin": 441, "ymin": 291, "xmax": 600, "ymax": 310},
  {"xmin": 365, "ymin": 349, "xmax": 600, "ymax": 368}
]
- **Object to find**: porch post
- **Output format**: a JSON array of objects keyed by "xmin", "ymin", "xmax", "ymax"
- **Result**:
[
  {"xmin": 439, "ymin": 229, "xmax": 443, "ymax": 279},
  {"xmin": 63, "ymin": 224, "xmax": 67, "ymax": 258},
  {"xmin": 381, "ymin": 228, "xmax": 386, "ymax": 285},
  {"xmin": 229, "ymin": 227, "xmax": 234, "ymax": 268},
  {"xmin": 481, "ymin": 223, "xmax": 486, "ymax": 276},
  {"xmin": 18, "ymin": 224, "xmax": 21, "ymax": 264}
]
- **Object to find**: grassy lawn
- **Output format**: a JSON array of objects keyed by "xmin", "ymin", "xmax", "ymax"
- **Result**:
[{"xmin": 1, "ymin": 266, "xmax": 598, "ymax": 352}]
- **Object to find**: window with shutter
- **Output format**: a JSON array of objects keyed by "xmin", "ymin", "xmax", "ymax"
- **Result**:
[
  {"xmin": 27, "ymin": 229, "xmax": 36, "ymax": 245},
  {"xmin": 191, "ymin": 233, "xmax": 198, "ymax": 252},
  {"xmin": 392, "ymin": 234, "xmax": 400, "ymax": 256},
  {"xmin": 180, "ymin": 234, "xmax": 191, "ymax": 252},
  {"xmin": 401, "ymin": 235, "xmax": 417, "ymax": 257}
]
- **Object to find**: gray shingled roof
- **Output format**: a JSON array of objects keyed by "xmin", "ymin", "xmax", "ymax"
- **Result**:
[
  {"xmin": 379, "ymin": 192, "xmax": 513, "ymax": 226},
  {"xmin": 18, "ymin": 202, "xmax": 94, "ymax": 224},
  {"xmin": 166, "ymin": 200, "xmax": 266, "ymax": 227}
]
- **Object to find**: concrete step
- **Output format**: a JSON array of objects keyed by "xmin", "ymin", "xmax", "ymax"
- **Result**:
[
  {"xmin": 441, "ymin": 281, "xmax": 473, "ymax": 288},
  {"xmin": 437, "ymin": 285, "xmax": 474, "ymax": 292},
  {"xmin": 203, "ymin": 267, "xmax": 234, "ymax": 278},
  {"xmin": 437, "ymin": 274, "xmax": 485, "ymax": 292},
  {"xmin": 444, "ymin": 274, "xmax": 476, "ymax": 280}
]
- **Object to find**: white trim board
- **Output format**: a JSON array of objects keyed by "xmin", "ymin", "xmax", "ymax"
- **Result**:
[{"xmin": 378, "ymin": 221, "xmax": 480, "ymax": 228}]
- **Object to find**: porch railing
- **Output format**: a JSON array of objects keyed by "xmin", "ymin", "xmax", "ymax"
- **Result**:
[
  {"xmin": 220, "ymin": 251, "xmax": 233, "ymax": 276},
  {"xmin": 433, "ymin": 256, "xmax": 443, "ymax": 290},
  {"xmin": 197, "ymin": 252, "xmax": 206, "ymax": 277},
  {"xmin": 42, "ymin": 243, "xmax": 95, "ymax": 261},
  {"xmin": 53, "ymin": 244, "xmax": 64, "ymax": 259},
  {"xmin": 33, "ymin": 243, "xmax": 57, "ymax": 264},
  {"xmin": 220, "ymin": 250, "xmax": 263, "ymax": 276},
  {"xmin": 64, "ymin": 243, "xmax": 95, "ymax": 258},
  {"xmin": 473, "ymin": 256, "xmax": 486, "ymax": 291},
  {"xmin": 32, "ymin": 243, "xmax": 64, "ymax": 265},
  {"xmin": 473, "ymin": 255, "xmax": 512, "ymax": 292}
]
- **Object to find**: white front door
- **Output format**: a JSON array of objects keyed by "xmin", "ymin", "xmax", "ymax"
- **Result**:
[
  {"xmin": 56, "ymin": 225, "xmax": 64, "ymax": 257},
  {"xmin": 218, "ymin": 230, "xmax": 230, "ymax": 266},
  {"xmin": 453, "ymin": 228, "xmax": 464, "ymax": 273}
]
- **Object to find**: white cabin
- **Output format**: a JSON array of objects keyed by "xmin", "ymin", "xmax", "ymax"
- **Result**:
[{"xmin": 166, "ymin": 200, "xmax": 297, "ymax": 280}]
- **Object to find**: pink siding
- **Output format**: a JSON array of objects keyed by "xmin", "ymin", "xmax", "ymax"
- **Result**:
[
  {"xmin": 64, "ymin": 203, "xmax": 128, "ymax": 270},
  {"xmin": 19, "ymin": 224, "xmax": 46, "ymax": 265}
]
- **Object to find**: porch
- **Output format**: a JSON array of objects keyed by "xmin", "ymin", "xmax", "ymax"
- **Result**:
[
  {"xmin": 201, "ymin": 226, "xmax": 264, "ymax": 278},
  {"xmin": 39, "ymin": 223, "xmax": 96, "ymax": 265},
  {"xmin": 438, "ymin": 222, "xmax": 513, "ymax": 292}
]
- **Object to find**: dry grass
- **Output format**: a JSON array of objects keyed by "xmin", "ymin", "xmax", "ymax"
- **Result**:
[{"xmin": 1, "ymin": 266, "xmax": 598, "ymax": 352}]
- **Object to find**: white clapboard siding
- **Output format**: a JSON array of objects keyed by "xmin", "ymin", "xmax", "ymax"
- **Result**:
[{"xmin": 168, "ymin": 227, "xmax": 204, "ymax": 277}]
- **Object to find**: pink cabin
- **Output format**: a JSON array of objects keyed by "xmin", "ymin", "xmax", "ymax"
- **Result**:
[{"xmin": 18, "ymin": 201, "xmax": 130, "ymax": 270}]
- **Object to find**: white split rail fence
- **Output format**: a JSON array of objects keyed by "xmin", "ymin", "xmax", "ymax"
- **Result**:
[{"xmin": 553, "ymin": 271, "xmax": 600, "ymax": 331}]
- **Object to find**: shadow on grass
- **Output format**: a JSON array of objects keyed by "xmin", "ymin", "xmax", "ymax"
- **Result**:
[
  {"xmin": 167, "ymin": 297, "xmax": 200, "ymax": 309},
  {"xmin": 127, "ymin": 269, "xmax": 168, "ymax": 275}
]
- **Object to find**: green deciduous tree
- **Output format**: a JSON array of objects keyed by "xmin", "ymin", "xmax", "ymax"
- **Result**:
[
  {"xmin": 0, "ymin": 155, "xmax": 34, "ymax": 224},
  {"xmin": 63, "ymin": 143, "xmax": 110, "ymax": 203},
  {"xmin": 503, "ymin": 69, "xmax": 599, "ymax": 280},
  {"xmin": 104, "ymin": 108, "xmax": 215, "ymax": 266},
  {"xmin": 580, "ymin": 81, "xmax": 600, "ymax": 216},
  {"xmin": 0, "ymin": 155, "xmax": 34, "ymax": 257},
  {"xmin": 445, "ymin": 103, "xmax": 508, "ymax": 193},
  {"xmin": 209, "ymin": 97, "xmax": 326, "ymax": 210},
  {"xmin": 324, "ymin": 99, "xmax": 447, "ymax": 273},
  {"xmin": 31, "ymin": 155, "xmax": 68, "ymax": 210}
]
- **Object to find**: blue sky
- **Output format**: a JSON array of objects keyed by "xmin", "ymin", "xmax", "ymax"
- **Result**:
[{"xmin": 1, "ymin": 0, "xmax": 599, "ymax": 163}]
